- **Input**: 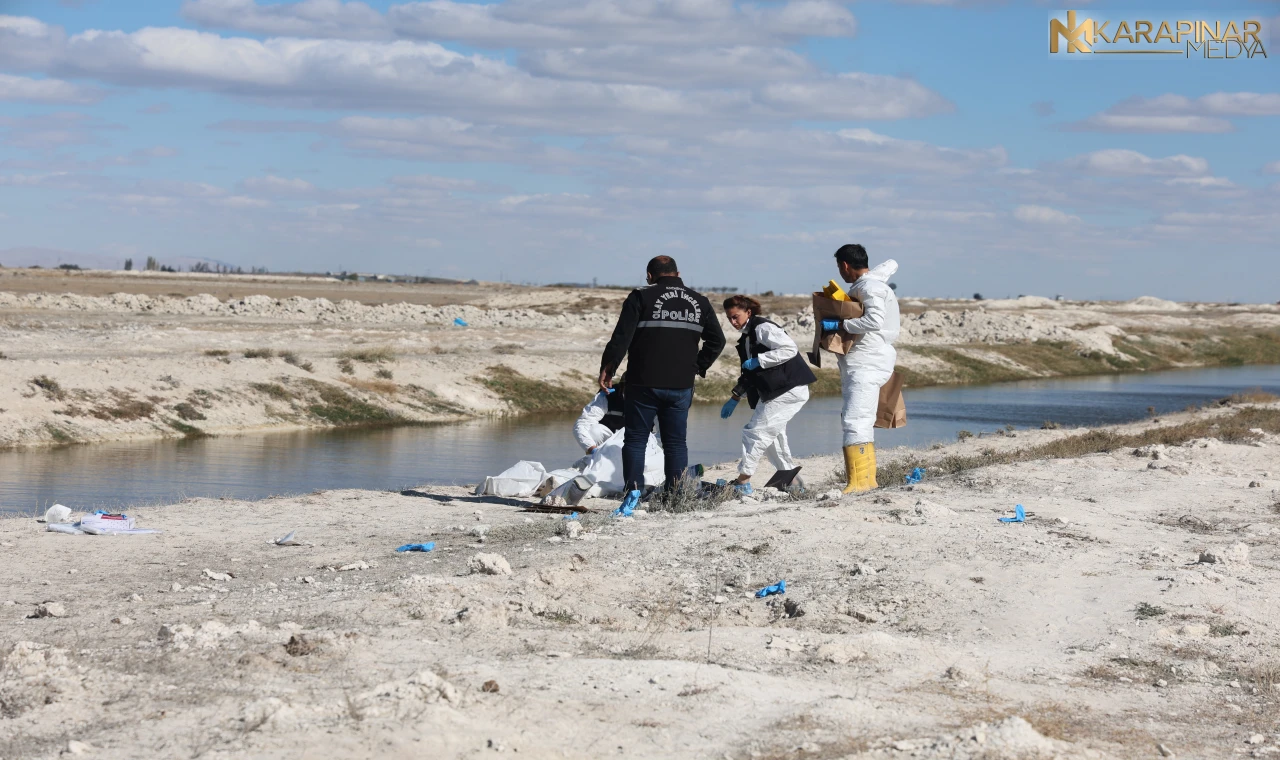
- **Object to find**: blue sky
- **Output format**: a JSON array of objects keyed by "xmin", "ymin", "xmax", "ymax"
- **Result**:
[{"xmin": 0, "ymin": 0, "xmax": 1277, "ymax": 301}]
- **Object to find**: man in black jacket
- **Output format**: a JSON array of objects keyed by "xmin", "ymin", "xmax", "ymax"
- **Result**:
[{"xmin": 599, "ymin": 256, "xmax": 726, "ymax": 511}]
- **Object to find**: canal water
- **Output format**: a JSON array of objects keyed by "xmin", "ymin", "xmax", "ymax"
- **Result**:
[{"xmin": 1, "ymin": 364, "xmax": 1276, "ymax": 514}]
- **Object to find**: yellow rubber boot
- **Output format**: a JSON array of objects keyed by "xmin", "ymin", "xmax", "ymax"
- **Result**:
[{"xmin": 841, "ymin": 443, "xmax": 878, "ymax": 494}]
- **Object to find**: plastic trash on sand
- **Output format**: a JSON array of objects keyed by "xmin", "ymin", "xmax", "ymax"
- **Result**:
[
  {"xmin": 48, "ymin": 512, "xmax": 160, "ymax": 536},
  {"xmin": 453, "ymin": 318, "xmax": 468, "ymax": 327},
  {"xmin": 756, "ymin": 579, "xmax": 786, "ymax": 598},
  {"xmin": 42, "ymin": 504, "xmax": 73, "ymax": 524},
  {"xmin": 396, "ymin": 543, "xmax": 435, "ymax": 553},
  {"xmin": 904, "ymin": 467, "xmax": 925, "ymax": 485},
  {"xmin": 998, "ymin": 504, "xmax": 1026, "ymax": 524}
]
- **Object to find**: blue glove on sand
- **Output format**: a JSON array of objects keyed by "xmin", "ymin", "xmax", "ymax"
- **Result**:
[
  {"xmin": 720, "ymin": 398, "xmax": 738, "ymax": 419},
  {"xmin": 756, "ymin": 579, "xmax": 786, "ymax": 598},
  {"xmin": 742, "ymin": 357, "xmax": 760, "ymax": 371},
  {"xmin": 821, "ymin": 319, "xmax": 841, "ymax": 332},
  {"xmin": 396, "ymin": 542, "xmax": 435, "ymax": 552}
]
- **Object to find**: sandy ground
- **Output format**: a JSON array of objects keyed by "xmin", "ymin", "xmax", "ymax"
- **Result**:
[
  {"xmin": 2, "ymin": 270, "xmax": 1278, "ymax": 449},
  {"xmin": 2, "ymin": 403, "xmax": 1278, "ymax": 759}
]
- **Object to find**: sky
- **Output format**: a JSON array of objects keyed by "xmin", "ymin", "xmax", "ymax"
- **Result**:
[{"xmin": 0, "ymin": 0, "xmax": 1277, "ymax": 301}]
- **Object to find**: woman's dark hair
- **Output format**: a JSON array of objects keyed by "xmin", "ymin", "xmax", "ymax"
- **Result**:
[{"xmin": 722, "ymin": 295, "xmax": 762, "ymax": 316}]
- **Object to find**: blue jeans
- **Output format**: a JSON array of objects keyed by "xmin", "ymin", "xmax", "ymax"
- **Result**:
[{"xmin": 623, "ymin": 386, "xmax": 693, "ymax": 492}]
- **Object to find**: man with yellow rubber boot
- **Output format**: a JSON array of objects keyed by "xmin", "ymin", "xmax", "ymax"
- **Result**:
[{"xmin": 820, "ymin": 244, "xmax": 900, "ymax": 493}]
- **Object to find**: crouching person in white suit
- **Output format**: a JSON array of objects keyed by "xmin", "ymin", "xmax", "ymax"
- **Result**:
[
  {"xmin": 719, "ymin": 295, "xmax": 816, "ymax": 493},
  {"xmin": 573, "ymin": 378, "xmax": 628, "ymax": 453},
  {"xmin": 547, "ymin": 378, "xmax": 666, "ymax": 504}
]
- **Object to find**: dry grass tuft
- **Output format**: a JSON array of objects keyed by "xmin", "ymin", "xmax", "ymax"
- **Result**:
[
  {"xmin": 339, "ymin": 346, "xmax": 396, "ymax": 363},
  {"xmin": 342, "ymin": 378, "xmax": 398, "ymax": 395},
  {"xmin": 29, "ymin": 375, "xmax": 66, "ymax": 400},
  {"xmin": 476, "ymin": 366, "xmax": 587, "ymax": 413},
  {"xmin": 648, "ymin": 476, "xmax": 732, "ymax": 514},
  {"xmin": 243, "ymin": 348, "xmax": 275, "ymax": 359},
  {"xmin": 281, "ymin": 352, "xmax": 314, "ymax": 372}
]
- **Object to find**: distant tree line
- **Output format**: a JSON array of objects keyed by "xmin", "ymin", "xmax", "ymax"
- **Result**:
[{"xmin": 122, "ymin": 257, "xmax": 265, "ymax": 274}]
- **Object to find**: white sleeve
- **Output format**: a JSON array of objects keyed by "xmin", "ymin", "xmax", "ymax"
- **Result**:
[
  {"xmin": 573, "ymin": 393, "xmax": 609, "ymax": 450},
  {"xmin": 754, "ymin": 321, "xmax": 799, "ymax": 368},
  {"xmin": 842, "ymin": 285, "xmax": 886, "ymax": 335}
]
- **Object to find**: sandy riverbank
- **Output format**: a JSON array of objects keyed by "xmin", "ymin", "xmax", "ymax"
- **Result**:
[
  {"xmin": 2, "ymin": 269, "xmax": 1279, "ymax": 449},
  {"xmin": 2, "ymin": 401, "xmax": 1278, "ymax": 758}
]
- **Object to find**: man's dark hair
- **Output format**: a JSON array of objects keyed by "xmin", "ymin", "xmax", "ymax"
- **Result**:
[
  {"xmin": 646, "ymin": 255, "xmax": 678, "ymax": 278},
  {"xmin": 834, "ymin": 244, "xmax": 868, "ymax": 270}
]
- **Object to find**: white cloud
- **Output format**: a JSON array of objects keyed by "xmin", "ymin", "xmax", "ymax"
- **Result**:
[
  {"xmin": 0, "ymin": 73, "xmax": 99, "ymax": 103},
  {"xmin": 521, "ymin": 45, "xmax": 814, "ymax": 87},
  {"xmin": 241, "ymin": 175, "xmax": 316, "ymax": 195},
  {"xmin": 182, "ymin": 0, "xmax": 389, "ymax": 39},
  {"xmin": 0, "ymin": 17, "xmax": 943, "ymax": 129},
  {"xmin": 1071, "ymin": 92, "xmax": 1280, "ymax": 133},
  {"xmin": 1013, "ymin": 204, "xmax": 1080, "ymax": 225},
  {"xmin": 1263, "ymin": 160, "xmax": 1280, "ymax": 175},
  {"xmin": 1163, "ymin": 176, "xmax": 1235, "ymax": 189},
  {"xmin": 181, "ymin": 0, "xmax": 857, "ymax": 47},
  {"xmin": 1064, "ymin": 149, "xmax": 1209, "ymax": 177},
  {"xmin": 758, "ymin": 74, "xmax": 952, "ymax": 120}
]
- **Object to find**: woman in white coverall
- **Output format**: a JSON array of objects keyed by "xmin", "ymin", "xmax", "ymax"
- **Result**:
[
  {"xmin": 821, "ymin": 244, "xmax": 900, "ymax": 493},
  {"xmin": 720, "ymin": 295, "xmax": 817, "ymax": 492}
]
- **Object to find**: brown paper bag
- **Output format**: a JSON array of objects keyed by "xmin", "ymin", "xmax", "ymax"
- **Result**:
[
  {"xmin": 875, "ymin": 371, "xmax": 907, "ymax": 429},
  {"xmin": 806, "ymin": 293, "xmax": 864, "ymax": 368}
]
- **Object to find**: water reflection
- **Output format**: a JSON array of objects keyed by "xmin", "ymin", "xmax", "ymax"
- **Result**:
[{"xmin": 1, "ymin": 364, "xmax": 1276, "ymax": 513}]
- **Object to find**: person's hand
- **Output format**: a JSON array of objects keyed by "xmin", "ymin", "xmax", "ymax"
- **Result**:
[
  {"xmin": 598, "ymin": 368, "xmax": 613, "ymax": 392},
  {"xmin": 720, "ymin": 398, "xmax": 739, "ymax": 419},
  {"xmin": 587, "ymin": 446, "xmax": 597, "ymax": 454},
  {"xmin": 742, "ymin": 357, "xmax": 760, "ymax": 371},
  {"xmin": 821, "ymin": 319, "xmax": 841, "ymax": 333}
]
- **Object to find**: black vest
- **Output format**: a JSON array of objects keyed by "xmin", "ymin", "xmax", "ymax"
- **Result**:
[
  {"xmin": 601, "ymin": 390, "xmax": 625, "ymax": 433},
  {"xmin": 735, "ymin": 316, "xmax": 817, "ymax": 406}
]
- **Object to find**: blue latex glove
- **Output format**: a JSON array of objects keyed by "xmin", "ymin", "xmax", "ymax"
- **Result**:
[
  {"xmin": 563, "ymin": 512, "xmax": 579, "ymax": 520},
  {"xmin": 998, "ymin": 504, "xmax": 1026, "ymax": 524},
  {"xmin": 742, "ymin": 357, "xmax": 760, "ymax": 371},
  {"xmin": 904, "ymin": 467, "xmax": 925, "ymax": 485},
  {"xmin": 821, "ymin": 319, "xmax": 841, "ymax": 332},
  {"xmin": 604, "ymin": 387, "xmax": 615, "ymax": 394},
  {"xmin": 614, "ymin": 489, "xmax": 640, "ymax": 517},
  {"xmin": 453, "ymin": 318, "xmax": 468, "ymax": 327},
  {"xmin": 755, "ymin": 579, "xmax": 786, "ymax": 598},
  {"xmin": 396, "ymin": 542, "xmax": 436, "ymax": 552},
  {"xmin": 720, "ymin": 398, "xmax": 738, "ymax": 418},
  {"xmin": 734, "ymin": 482, "xmax": 753, "ymax": 495}
]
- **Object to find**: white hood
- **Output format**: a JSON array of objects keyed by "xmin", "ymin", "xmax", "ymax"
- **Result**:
[{"xmin": 863, "ymin": 259, "xmax": 898, "ymax": 283}]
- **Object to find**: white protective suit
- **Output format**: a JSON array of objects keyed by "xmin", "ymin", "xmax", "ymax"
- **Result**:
[
  {"xmin": 837, "ymin": 260, "xmax": 901, "ymax": 445},
  {"xmin": 573, "ymin": 391, "xmax": 617, "ymax": 451},
  {"xmin": 738, "ymin": 321, "xmax": 810, "ymax": 476}
]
